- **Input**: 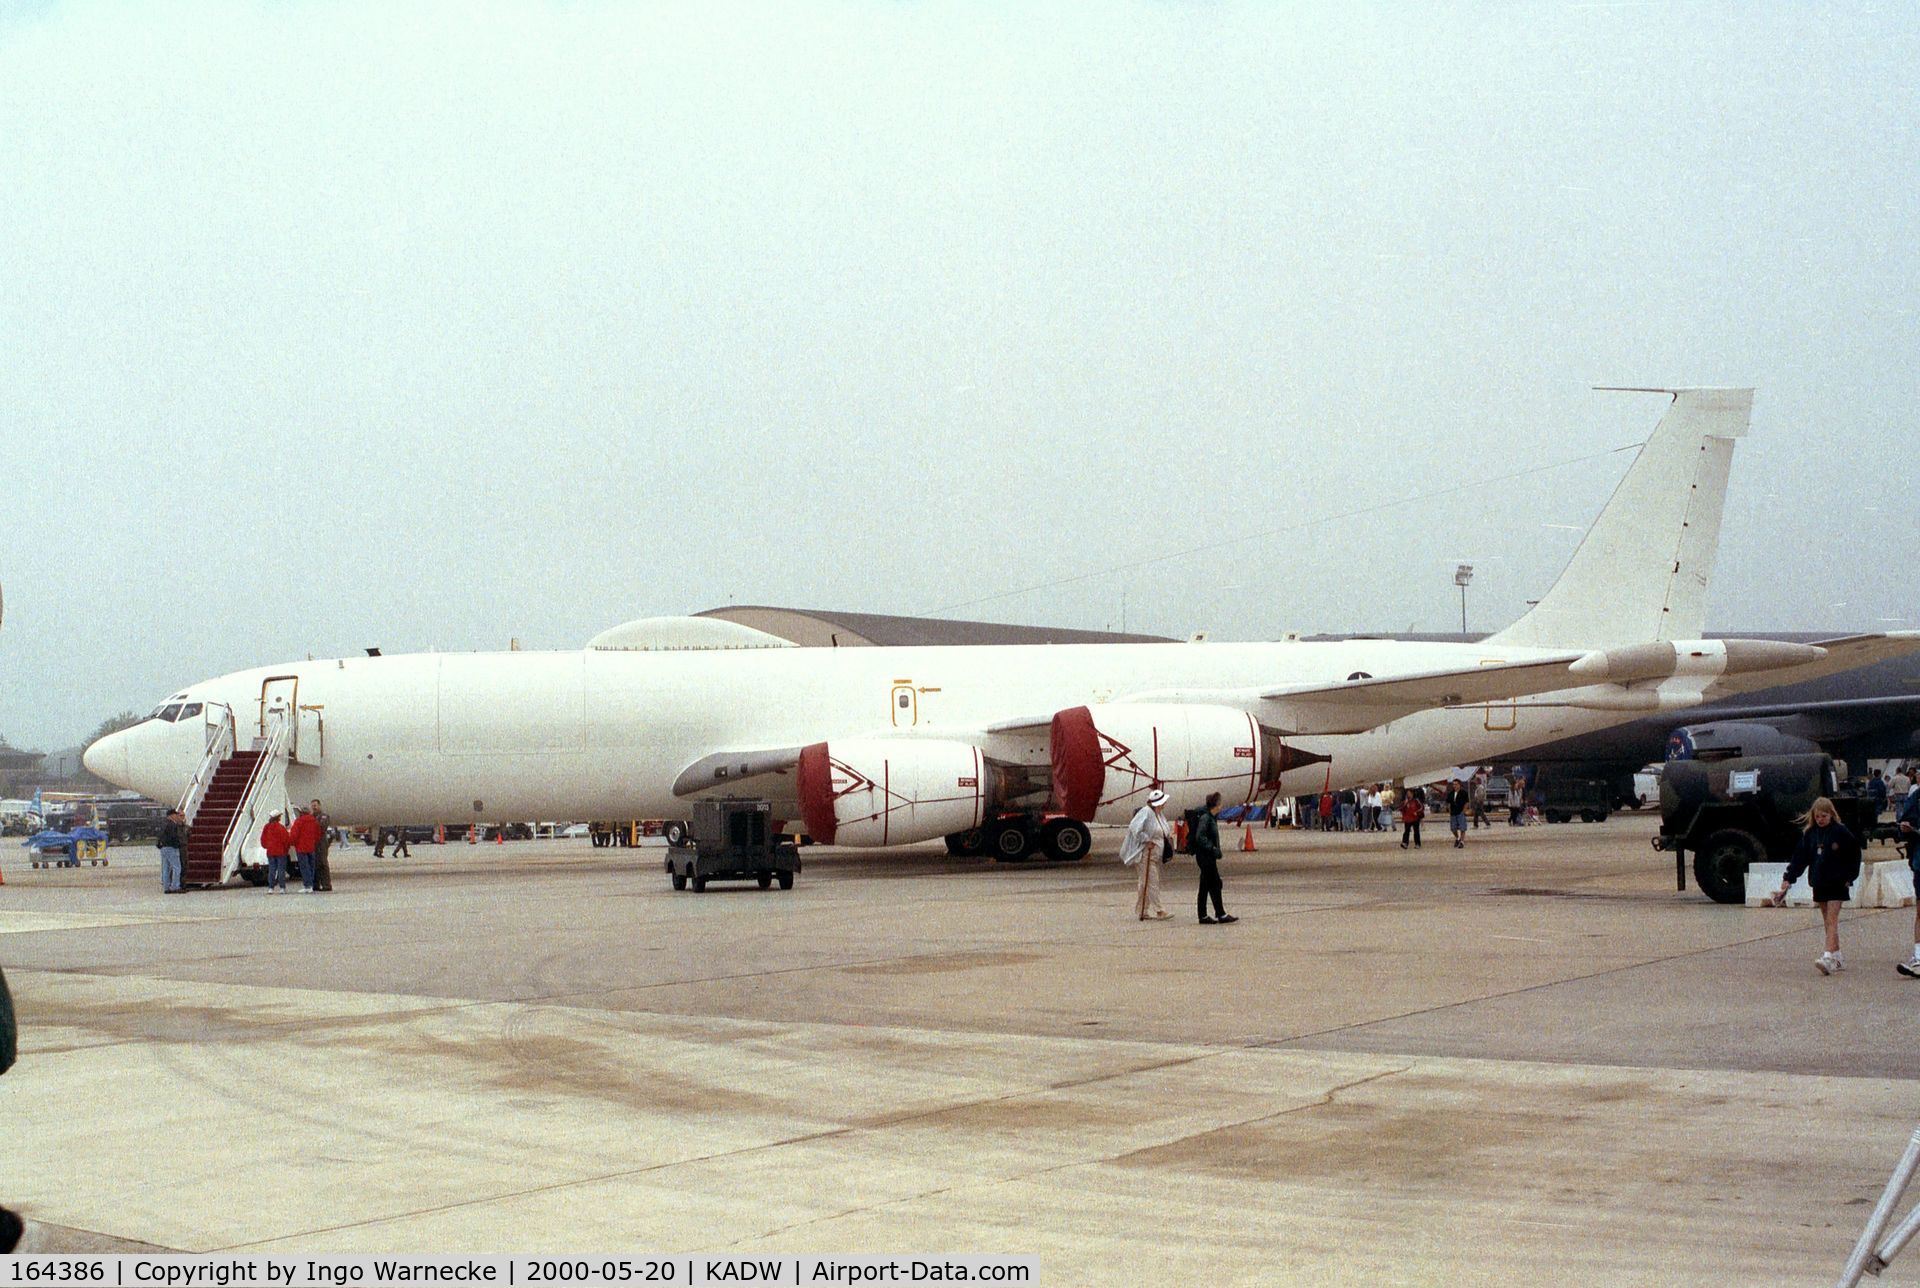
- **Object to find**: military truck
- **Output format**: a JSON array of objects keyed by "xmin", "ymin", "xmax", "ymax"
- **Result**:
[
  {"xmin": 1654, "ymin": 753, "xmax": 1877, "ymax": 903},
  {"xmin": 664, "ymin": 799, "xmax": 800, "ymax": 892}
]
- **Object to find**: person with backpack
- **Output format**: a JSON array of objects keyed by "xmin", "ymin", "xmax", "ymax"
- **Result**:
[
  {"xmin": 1188, "ymin": 792, "xmax": 1238, "ymax": 925},
  {"xmin": 1768, "ymin": 796, "xmax": 1863, "ymax": 975},
  {"xmin": 1399, "ymin": 785, "xmax": 1426, "ymax": 850}
]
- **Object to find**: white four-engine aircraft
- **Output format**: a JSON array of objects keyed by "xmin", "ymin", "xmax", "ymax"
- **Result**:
[{"xmin": 84, "ymin": 388, "xmax": 1918, "ymax": 864}]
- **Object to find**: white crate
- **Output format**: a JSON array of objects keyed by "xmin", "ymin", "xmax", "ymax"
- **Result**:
[
  {"xmin": 1746, "ymin": 862, "xmax": 1789, "ymax": 907},
  {"xmin": 1865, "ymin": 860, "xmax": 1916, "ymax": 908},
  {"xmin": 1744, "ymin": 860, "xmax": 1864, "ymax": 908}
]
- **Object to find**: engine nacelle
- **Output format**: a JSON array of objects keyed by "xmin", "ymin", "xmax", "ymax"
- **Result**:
[
  {"xmin": 796, "ymin": 739, "xmax": 998, "ymax": 847},
  {"xmin": 1050, "ymin": 704, "xmax": 1324, "ymax": 824}
]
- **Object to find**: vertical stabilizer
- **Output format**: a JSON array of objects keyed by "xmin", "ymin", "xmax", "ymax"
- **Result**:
[{"xmin": 1487, "ymin": 387, "xmax": 1753, "ymax": 650}]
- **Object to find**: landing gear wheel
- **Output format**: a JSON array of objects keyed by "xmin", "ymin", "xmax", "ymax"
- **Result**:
[
  {"xmin": 670, "ymin": 870, "xmax": 687, "ymax": 891},
  {"xmin": 777, "ymin": 871, "xmax": 794, "ymax": 890},
  {"xmin": 945, "ymin": 829, "xmax": 987, "ymax": 858},
  {"xmin": 1694, "ymin": 828, "xmax": 1763, "ymax": 904},
  {"xmin": 1040, "ymin": 818, "xmax": 1091, "ymax": 861},
  {"xmin": 757, "ymin": 873, "xmax": 772, "ymax": 890},
  {"xmin": 664, "ymin": 820, "xmax": 689, "ymax": 847},
  {"xmin": 990, "ymin": 821, "xmax": 1033, "ymax": 862}
]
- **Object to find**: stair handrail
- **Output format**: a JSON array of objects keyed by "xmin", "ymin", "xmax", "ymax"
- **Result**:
[
  {"xmin": 219, "ymin": 707, "xmax": 292, "ymax": 883},
  {"xmin": 178, "ymin": 705, "xmax": 238, "ymax": 825}
]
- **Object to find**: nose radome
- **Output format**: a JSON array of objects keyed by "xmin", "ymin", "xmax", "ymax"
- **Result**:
[{"xmin": 83, "ymin": 730, "xmax": 130, "ymax": 788}]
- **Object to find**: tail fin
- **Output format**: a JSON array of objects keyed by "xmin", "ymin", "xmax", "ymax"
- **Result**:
[{"xmin": 1487, "ymin": 387, "xmax": 1753, "ymax": 651}]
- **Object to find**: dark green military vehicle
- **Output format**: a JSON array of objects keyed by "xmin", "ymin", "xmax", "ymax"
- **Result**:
[{"xmin": 1654, "ymin": 754, "xmax": 1877, "ymax": 903}]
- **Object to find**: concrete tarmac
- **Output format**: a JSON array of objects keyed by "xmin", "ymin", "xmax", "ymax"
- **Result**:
[{"xmin": 2, "ymin": 814, "xmax": 1917, "ymax": 1284}]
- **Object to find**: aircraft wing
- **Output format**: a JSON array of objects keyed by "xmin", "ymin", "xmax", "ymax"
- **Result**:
[{"xmin": 1705, "ymin": 632, "xmax": 1920, "ymax": 698}]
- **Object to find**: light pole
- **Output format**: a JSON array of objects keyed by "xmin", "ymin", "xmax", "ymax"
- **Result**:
[{"xmin": 1454, "ymin": 563, "xmax": 1474, "ymax": 636}]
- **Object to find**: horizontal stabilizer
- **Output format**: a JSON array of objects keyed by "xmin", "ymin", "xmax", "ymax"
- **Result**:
[{"xmin": 1703, "ymin": 632, "xmax": 1920, "ymax": 699}]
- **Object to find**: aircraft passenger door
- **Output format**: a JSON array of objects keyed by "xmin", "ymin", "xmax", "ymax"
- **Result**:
[
  {"xmin": 296, "ymin": 704, "xmax": 325, "ymax": 762},
  {"xmin": 1480, "ymin": 659, "xmax": 1517, "ymax": 732},
  {"xmin": 890, "ymin": 682, "xmax": 918, "ymax": 728},
  {"xmin": 260, "ymin": 675, "xmax": 300, "ymax": 758}
]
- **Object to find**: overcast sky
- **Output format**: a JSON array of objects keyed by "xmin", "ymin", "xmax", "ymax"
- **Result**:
[{"xmin": 3, "ymin": 1, "xmax": 1916, "ymax": 751}]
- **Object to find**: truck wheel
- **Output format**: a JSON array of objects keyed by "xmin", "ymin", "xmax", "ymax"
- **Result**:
[
  {"xmin": 1545, "ymin": 810, "xmax": 1568, "ymax": 824},
  {"xmin": 1041, "ymin": 818, "xmax": 1091, "ymax": 861},
  {"xmin": 664, "ymin": 820, "xmax": 689, "ymax": 847},
  {"xmin": 758, "ymin": 873, "xmax": 772, "ymax": 890},
  {"xmin": 777, "ymin": 870, "xmax": 794, "ymax": 890},
  {"xmin": 671, "ymin": 870, "xmax": 687, "ymax": 891},
  {"xmin": 1580, "ymin": 810, "xmax": 1598, "ymax": 823},
  {"xmin": 990, "ymin": 821, "xmax": 1033, "ymax": 862},
  {"xmin": 238, "ymin": 867, "xmax": 266, "ymax": 887},
  {"xmin": 1694, "ymin": 829, "xmax": 1763, "ymax": 904},
  {"xmin": 691, "ymin": 875, "xmax": 707, "ymax": 893}
]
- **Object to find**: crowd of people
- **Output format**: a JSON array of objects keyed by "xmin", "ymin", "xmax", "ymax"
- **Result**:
[{"xmin": 1285, "ymin": 771, "xmax": 1531, "ymax": 841}]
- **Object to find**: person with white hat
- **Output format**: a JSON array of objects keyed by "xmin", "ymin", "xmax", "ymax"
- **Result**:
[
  {"xmin": 1120, "ymin": 788, "xmax": 1175, "ymax": 920},
  {"xmin": 259, "ymin": 810, "xmax": 293, "ymax": 893}
]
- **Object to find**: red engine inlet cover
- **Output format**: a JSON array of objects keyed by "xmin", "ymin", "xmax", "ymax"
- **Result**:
[
  {"xmin": 1050, "ymin": 706, "xmax": 1103, "ymax": 822},
  {"xmin": 796, "ymin": 742, "xmax": 836, "ymax": 844}
]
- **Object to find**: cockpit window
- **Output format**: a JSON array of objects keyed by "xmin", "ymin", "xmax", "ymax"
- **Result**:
[
  {"xmin": 157, "ymin": 703, "xmax": 184, "ymax": 722},
  {"xmin": 177, "ymin": 703, "xmax": 203, "ymax": 720}
]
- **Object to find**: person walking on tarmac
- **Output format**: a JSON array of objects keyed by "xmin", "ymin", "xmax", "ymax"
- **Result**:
[
  {"xmin": 1446, "ymin": 779, "xmax": 1472, "ymax": 849},
  {"xmin": 1121, "ymin": 789, "xmax": 1174, "ymax": 920},
  {"xmin": 1768, "ymin": 796, "xmax": 1863, "ymax": 975},
  {"xmin": 289, "ymin": 805, "xmax": 322, "ymax": 893},
  {"xmin": 309, "ymin": 798, "xmax": 334, "ymax": 891},
  {"xmin": 156, "ymin": 807, "xmax": 189, "ymax": 893},
  {"xmin": 260, "ymin": 811, "xmax": 292, "ymax": 892},
  {"xmin": 1894, "ymin": 783, "xmax": 1920, "ymax": 978},
  {"xmin": 1191, "ymin": 792, "xmax": 1238, "ymax": 925},
  {"xmin": 1399, "ymin": 786, "xmax": 1426, "ymax": 850}
]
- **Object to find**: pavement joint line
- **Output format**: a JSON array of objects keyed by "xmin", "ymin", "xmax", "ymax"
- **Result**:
[
  {"xmin": 711, "ymin": 1064, "xmax": 1418, "ymax": 1249},
  {"xmin": 1262, "ymin": 905, "xmax": 1908, "ymax": 1051},
  {"xmin": 202, "ymin": 1021, "xmax": 1373, "ymax": 1253}
]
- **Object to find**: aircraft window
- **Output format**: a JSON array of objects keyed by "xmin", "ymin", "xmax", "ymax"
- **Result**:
[
  {"xmin": 178, "ymin": 703, "xmax": 203, "ymax": 720},
  {"xmin": 898, "ymin": 693, "xmax": 911, "ymax": 709},
  {"xmin": 158, "ymin": 703, "xmax": 184, "ymax": 722}
]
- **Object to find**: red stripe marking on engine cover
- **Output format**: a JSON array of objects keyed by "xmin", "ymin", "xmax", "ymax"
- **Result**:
[
  {"xmin": 1050, "ymin": 706, "xmax": 1103, "ymax": 822},
  {"xmin": 797, "ymin": 742, "xmax": 837, "ymax": 845},
  {"xmin": 1246, "ymin": 711, "xmax": 1258, "ymax": 803}
]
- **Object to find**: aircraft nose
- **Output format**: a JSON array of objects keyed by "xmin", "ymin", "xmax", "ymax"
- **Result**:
[{"xmin": 83, "ymin": 729, "xmax": 131, "ymax": 787}]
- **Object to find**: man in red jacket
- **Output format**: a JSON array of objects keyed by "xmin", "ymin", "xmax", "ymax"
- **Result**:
[
  {"xmin": 260, "ymin": 811, "xmax": 292, "ymax": 893},
  {"xmin": 288, "ymin": 806, "xmax": 321, "ymax": 893}
]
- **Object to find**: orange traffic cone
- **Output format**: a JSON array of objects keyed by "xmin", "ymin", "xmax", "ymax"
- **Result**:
[
  {"xmin": 495, "ymin": 829, "xmax": 504, "ymax": 845},
  {"xmin": 0, "ymin": 858, "xmax": 6, "ymax": 884},
  {"xmin": 467, "ymin": 826, "xmax": 477, "ymax": 844},
  {"xmin": 1241, "ymin": 824, "xmax": 1257, "ymax": 852}
]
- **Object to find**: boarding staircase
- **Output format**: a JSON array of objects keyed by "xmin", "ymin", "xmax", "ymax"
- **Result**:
[{"xmin": 179, "ymin": 705, "xmax": 292, "ymax": 886}]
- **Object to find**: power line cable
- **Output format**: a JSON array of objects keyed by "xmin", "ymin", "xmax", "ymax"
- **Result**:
[{"xmin": 918, "ymin": 439, "xmax": 1647, "ymax": 619}]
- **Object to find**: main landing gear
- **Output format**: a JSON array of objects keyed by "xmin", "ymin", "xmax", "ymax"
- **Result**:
[{"xmin": 945, "ymin": 815, "xmax": 1090, "ymax": 863}]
